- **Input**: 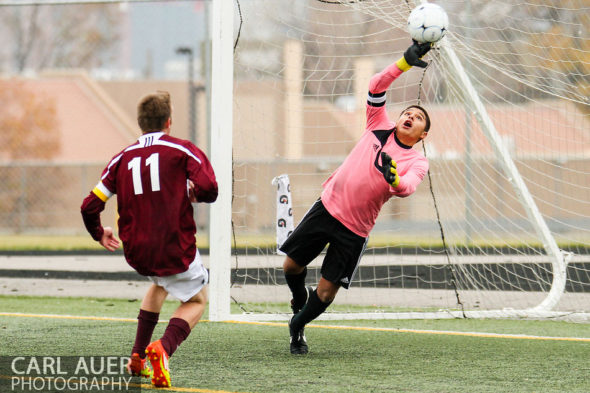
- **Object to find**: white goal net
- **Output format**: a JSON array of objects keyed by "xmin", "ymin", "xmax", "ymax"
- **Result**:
[{"xmin": 209, "ymin": 0, "xmax": 590, "ymax": 321}]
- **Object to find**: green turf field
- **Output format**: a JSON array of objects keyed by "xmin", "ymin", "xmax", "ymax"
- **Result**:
[{"xmin": 1, "ymin": 296, "xmax": 589, "ymax": 393}]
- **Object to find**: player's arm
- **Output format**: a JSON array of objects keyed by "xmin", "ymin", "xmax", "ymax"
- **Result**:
[
  {"xmin": 187, "ymin": 146, "xmax": 218, "ymax": 203},
  {"xmin": 80, "ymin": 181, "xmax": 120, "ymax": 251},
  {"xmin": 366, "ymin": 66, "xmax": 401, "ymax": 131},
  {"xmin": 380, "ymin": 152, "xmax": 428, "ymax": 197},
  {"xmin": 366, "ymin": 41, "xmax": 432, "ymax": 130},
  {"xmin": 395, "ymin": 40, "xmax": 433, "ymax": 72},
  {"xmin": 393, "ymin": 161, "xmax": 428, "ymax": 197}
]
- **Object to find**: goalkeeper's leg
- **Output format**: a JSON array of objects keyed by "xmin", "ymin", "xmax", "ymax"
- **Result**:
[
  {"xmin": 280, "ymin": 199, "xmax": 332, "ymax": 314},
  {"xmin": 288, "ymin": 222, "xmax": 366, "ymax": 354},
  {"xmin": 283, "ymin": 257, "xmax": 313, "ymax": 313},
  {"xmin": 288, "ymin": 278, "xmax": 336, "ymax": 354},
  {"xmin": 291, "ymin": 278, "xmax": 337, "ymax": 330}
]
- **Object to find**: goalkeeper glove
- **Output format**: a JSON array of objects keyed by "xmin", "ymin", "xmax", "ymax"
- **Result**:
[
  {"xmin": 380, "ymin": 152, "xmax": 400, "ymax": 188},
  {"xmin": 396, "ymin": 40, "xmax": 433, "ymax": 71}
]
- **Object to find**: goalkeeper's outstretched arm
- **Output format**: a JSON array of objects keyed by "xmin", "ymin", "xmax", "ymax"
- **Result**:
[
  {"xmin": 366, "ymin": 41, "xmax": 432, "ymax": 130},
  {"xmin": 369, "ymin": 40, "xmax": 432, "ymax": 94}
]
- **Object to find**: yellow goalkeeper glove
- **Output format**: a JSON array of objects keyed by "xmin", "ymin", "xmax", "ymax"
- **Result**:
[
  {"xmin": 381, "ymin": 152, "xmax": 400, "ymax": 188},
  {"xmin": 396, "ymin": 40, "xmax": 433, "ymax": 72}
]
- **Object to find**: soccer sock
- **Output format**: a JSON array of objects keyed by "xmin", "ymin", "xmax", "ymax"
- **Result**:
[
  {"xmin": 131, "ymin": 309, "xmax": 160, "ymax": 359},
  {"xmin": 285, "ymin": 267, "xmax": 308, "ymax": 310},
  {"xmin": 159, "ymin": 318, "xmax": 191, "ymax": 357},
  {"xmin": 290, "ymin": 289, "xmax": 331, "ymax": 332}
]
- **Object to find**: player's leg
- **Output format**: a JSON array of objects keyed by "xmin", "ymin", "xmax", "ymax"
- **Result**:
[
  {"xmin": 146, "ymin": 289, "xmax": 206, "ymax": 388},
  {"xmin": 290, "ymin": 273, "xmax": 342, "ymax": 329},
  {"xmin": 127, "ymin": 284, "xmax": 168, "ymax": 378},
  {"xmin": 289, "ymin": 219, "xmax": 368, "ymax": 355},
  {"xmin": 140, "ymin": 283, "xmax": 169, "ymax": 312},
  {"xmin": 280, "ymin": 200, "xmax": 331, "ymax": 314},
  {"xmin": 145, "ymin": 255, "xmax": 208, "ymax": 388},
  {"xmin": 164, "ymin": 286, "xmax": 208, "ymax": 350},
  {"xmin": 171, "ymin": 286, "xmax": 207, "ymax": 327},
  {"xmin": 290, "ymin": 275, "xmax": 340, "ymax": 323},
  {"xmin": 316, "ymin": 276, "xmax": 340, "ymax": 303},
  {"xmin": 283, "ymin": 257, "xmax": 313, "ymax": 313}
]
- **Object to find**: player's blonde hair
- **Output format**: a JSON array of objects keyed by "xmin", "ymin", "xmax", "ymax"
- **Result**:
[{"xmin": 137, "ymin": 91, "xmax": 171, "ymax": 133}]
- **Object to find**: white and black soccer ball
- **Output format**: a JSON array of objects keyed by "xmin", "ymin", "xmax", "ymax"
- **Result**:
[{"xmin": 407, "ymin": 3, "xmax": 449, "ymax": 43}]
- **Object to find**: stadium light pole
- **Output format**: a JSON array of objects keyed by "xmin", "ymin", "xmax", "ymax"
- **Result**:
[{"xmin": 176, "ymin": 46, "xmax": 197, "ymax": 144}]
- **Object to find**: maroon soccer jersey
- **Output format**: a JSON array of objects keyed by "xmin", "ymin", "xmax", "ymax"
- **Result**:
[{"xmin": 81, "ymin": 132, "xmax": 218, "ymax": 276}]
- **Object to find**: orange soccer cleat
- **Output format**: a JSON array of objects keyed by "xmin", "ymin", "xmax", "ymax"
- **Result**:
[
  {"xmin": 126, "ymin": 353, "xmax": 151, "ymax": 378},
  {"xmin": 145, "ymin": 340, "xmax": 171, "ymax": 388}
]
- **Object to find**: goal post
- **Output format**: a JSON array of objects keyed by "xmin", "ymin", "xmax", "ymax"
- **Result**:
[
  {"xmin": 208, "ymin": 0, "xmax": 234, "ymax": 322},
  {"xmin": 438, "ymin": 39, "xmax": 568, "ymax": 313},
  {"xmin": 208, "ymin": 0, "xmax": 590, "ymax": 322}
]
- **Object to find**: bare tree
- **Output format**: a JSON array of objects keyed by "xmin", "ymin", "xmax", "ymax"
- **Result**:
[{"xmin": 0, "ymin": 4, "xmax": 122, "ymax": 72}]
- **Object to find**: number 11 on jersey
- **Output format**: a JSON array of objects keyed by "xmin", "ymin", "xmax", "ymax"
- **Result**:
[{"xmin": 128, "ymin": 153, "xmax": 161, "ymax": 195}]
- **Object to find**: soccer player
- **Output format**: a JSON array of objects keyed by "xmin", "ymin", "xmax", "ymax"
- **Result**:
[
  {"xmin": 281, "ymin": 41, "xmax": 433, "ymax": 354},
  {"xmin": 80, "ymin": 91, "xmax": 218, "ymax": 387}
]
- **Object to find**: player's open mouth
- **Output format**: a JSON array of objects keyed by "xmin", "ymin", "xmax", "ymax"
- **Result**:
[{"xmin": 404, "ymin": 120, "xmax": 412, "ymax": 127}]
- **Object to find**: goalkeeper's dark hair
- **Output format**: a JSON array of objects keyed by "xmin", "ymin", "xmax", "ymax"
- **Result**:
[
  {"xmin": 137, "ymin": 91, "xmax": 171, "ymax": 133},
  {"xmin": 401, "ymin": 105, "xmax": 430, "ymax": 133}
]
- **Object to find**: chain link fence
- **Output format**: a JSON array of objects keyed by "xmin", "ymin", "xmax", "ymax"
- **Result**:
[{"xmin": 0, "ymin": 1, "xmax": 208, "ymax": 237}]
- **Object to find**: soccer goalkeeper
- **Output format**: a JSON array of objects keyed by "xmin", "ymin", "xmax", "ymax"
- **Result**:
[
  {"xmin": 80, "ymin": 91, "xmax": 218, "ymax": 387},
  {"xmin": 281, "ymin": 41, "xmax": 432, "ymax": 354}
]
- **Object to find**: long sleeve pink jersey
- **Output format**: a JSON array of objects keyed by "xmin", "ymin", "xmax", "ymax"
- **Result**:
[{"xmin": 320, "ymin": 63, "xmax": 429, "ymax": 237}]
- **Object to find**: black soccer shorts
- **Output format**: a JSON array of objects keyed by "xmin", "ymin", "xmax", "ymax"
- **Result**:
[{"xmin": 279, "ymin": 199, "xmax": 368, "ymax": 289}]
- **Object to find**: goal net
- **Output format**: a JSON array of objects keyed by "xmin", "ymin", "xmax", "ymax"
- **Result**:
[{"xmin": 209, "ymin": 0, "xmax": 590, "ymax": 321}]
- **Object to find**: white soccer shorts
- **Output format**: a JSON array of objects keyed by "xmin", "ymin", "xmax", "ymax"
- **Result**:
[{"xmin": 147, "ymin": 250, "xmax": 209, "ymax": 302}]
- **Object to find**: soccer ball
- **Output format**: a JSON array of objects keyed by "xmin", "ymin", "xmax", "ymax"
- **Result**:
[{"xmin": 407, "ymin": 3, "xmax": 449, "ymax": 43}]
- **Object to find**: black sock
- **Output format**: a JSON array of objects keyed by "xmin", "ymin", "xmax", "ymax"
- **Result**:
[
  {"xmin": 291, "ymin": 289, "xmax": 331, "ymax": 332},
  {"xmin": 285, "ymin": 267, "xmax": 308, "ymax": 309}
]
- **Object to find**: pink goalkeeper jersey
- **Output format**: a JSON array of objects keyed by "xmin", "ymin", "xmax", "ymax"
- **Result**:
[{"xmin": 320, "ymin": 63, "xmax": 429, "ymax": 238}]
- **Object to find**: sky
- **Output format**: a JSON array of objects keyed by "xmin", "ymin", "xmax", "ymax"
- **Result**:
[{"xmin": 126, "ymin": 1, "xmax": 207, "ymax": 79}]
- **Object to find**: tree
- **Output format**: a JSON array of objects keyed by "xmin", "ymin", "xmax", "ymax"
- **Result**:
[
  {"xmin": 0, "ymin": 80, "xmax": 60, "ymax": 159},
  {"xmin": 0, "ymin": 80, "xmax": 61, "ymax": 232},
  {"xmin": 0, "ymin": 4, "xmax": 122, "ymax": 72},
  {"xmin": 535, "ymin": 7, "xmax": 590, "ymax": 113}
]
